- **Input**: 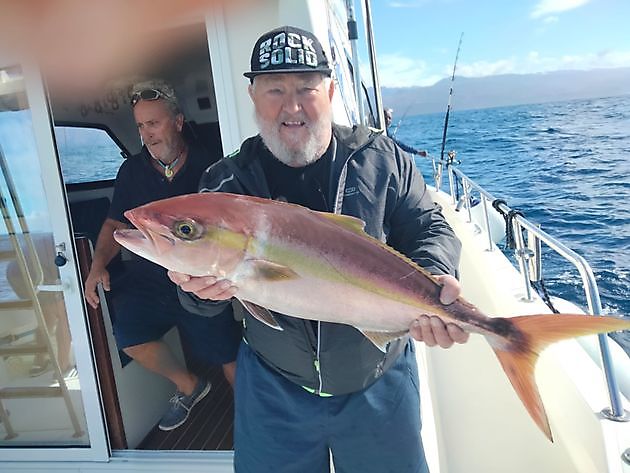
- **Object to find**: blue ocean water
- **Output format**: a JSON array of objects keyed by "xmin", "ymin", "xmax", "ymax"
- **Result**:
[{"xmin": 399, "ymin": 95, "xmax": 630, "ymax": 353}]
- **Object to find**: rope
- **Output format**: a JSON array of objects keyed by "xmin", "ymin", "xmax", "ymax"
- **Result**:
[
  {"xmin": 491, "ymin": 199, "xmax": 523, "ymax": 249},
  {"xmin": 444, "ymin": 150, "xmax": 461, "ymax": 200},
  {"xmin": 532, "ymin": 279, "xmax": 560, "ymax": 314},
  {"xmin": 453, "ymin": 171, "xmax": 461, "ymax": 202},
  {"xmin": 491, "ymin": 198, "xmax": 506, "ymax": 213},
  {"xmin": 492, "ymin": 199, "xmax": 561, "ymax": 313}
]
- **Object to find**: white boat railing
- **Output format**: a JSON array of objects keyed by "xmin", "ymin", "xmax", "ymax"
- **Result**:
[{"xmin": 429, "ymin": 154, "xmax": 630, "ymax": 423}]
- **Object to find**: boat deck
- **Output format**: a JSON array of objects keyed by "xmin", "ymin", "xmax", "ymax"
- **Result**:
[{"xmin": 137, "ymin": 364, "xmax": 234, "ymax": 451}]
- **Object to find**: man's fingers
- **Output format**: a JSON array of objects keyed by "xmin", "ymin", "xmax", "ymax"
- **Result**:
[
  {"xmin": 194, "ymin": 284, "xmax": 238, "ymax": 301},
  {"xmin": 410, "ymin": 315, "xmax": 436, "ymax": 346},
  {"xmin": 101, "ymin": 274, "xmax": 111, "ymax": 292},
  {"xmin": 446, "ymin": 323, "xmax": 469, "ymax": 344},
  {"xmin": 85, "ymin": 291, "xmax": 99, "ymax": 309},
  {"xmin": 174, "ymin": 275, "xmax": 237, "ymax": 301},
  {"xmin": 430, "ymin": 316, "xmax": 454, "ymax": 348},
  {"xmin": 410, "ymin": 316, "xmax": 468, "ymax": 349},
  {"xmin": 167, "ymin": 270, "xmax": 190, "ymax": 285},
  {"xmin": 177, "ymin": 275, "xmax": 217, "ymax": 293},
  {"xmin": 435, "ymin": 274, "xmax": 460, "ymax": 305}
]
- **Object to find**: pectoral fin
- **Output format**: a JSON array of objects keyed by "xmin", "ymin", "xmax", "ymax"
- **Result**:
[
  {"xmin": 360, "ymin": 329, "xmax": 409, "ymax": 352},
  {"xmin": 240, "ymin": 299, "xmax": 283, "ymax": 331},
  {"xmin": 246, "ymin": 259, "xmax": 299, "ymax": 281}
]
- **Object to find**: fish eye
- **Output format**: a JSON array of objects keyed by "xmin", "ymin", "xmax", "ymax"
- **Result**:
[{"xmin": 173, "ymin": 219, "xmax": 202, "ymax": 240}]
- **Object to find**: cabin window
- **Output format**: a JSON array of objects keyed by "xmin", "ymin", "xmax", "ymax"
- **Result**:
[{"xmin": 55, "ymin": 126, "xmax": 124, "ymax": 184}]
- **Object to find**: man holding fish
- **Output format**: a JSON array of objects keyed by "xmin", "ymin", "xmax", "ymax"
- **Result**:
[
  {"xmin": 114, "ymin": 26, "xmax": 630, "ymax": 469},
  {"xmin": 169, "ymin": 26, "xmax": 467, "ymax": 472}
]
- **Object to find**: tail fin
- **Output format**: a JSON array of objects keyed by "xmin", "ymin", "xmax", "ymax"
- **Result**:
[{"xmin": 489, "ymin": 313, "xmax": 630, "ymax": 442}]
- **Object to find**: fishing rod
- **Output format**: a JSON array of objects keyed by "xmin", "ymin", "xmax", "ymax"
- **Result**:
[
  {"xmin": 391, "ymin": 103, "xmax": 412, "ymax": 138},
  {"xmin": 439, "ymin": 32, "xmax": 463, "ymax": 164}
]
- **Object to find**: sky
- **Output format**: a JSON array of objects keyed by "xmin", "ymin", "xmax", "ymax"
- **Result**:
[{"xmin": 361, "ymin": 0, "xmax": 630, "ymax": 87}]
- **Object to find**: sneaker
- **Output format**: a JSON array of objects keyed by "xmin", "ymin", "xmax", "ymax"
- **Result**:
[{"xmin": 158, "ymin": 379, "xmax": 212, "ymax": 431}]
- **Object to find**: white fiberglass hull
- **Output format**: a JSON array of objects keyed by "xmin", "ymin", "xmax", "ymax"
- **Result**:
[{"xmin": 418, "ymin": 187, "xmax": 630, "ymax": 473}]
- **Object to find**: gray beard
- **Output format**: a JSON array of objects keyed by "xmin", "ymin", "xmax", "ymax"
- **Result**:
[{"xmin": 255, "ymin": 111, "xmax": 332, "ymax": 167}]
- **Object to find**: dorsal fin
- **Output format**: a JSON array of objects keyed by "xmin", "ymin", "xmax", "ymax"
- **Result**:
[
  {"xmin": 318, "ymin": 210, "xmax": 439, "ymax": 285},
  {"xmin": 317, "ymin": 212, "xmax": 366, "ymax": 234}
]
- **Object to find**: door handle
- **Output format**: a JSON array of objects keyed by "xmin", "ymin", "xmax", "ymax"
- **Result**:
[{"xmin": 54, "ymin": 242, "xmax": 68, "ymax": 267}]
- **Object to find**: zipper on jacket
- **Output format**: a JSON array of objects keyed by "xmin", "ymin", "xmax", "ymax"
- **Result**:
[
  {"xmin": 330, "ymin": 128, "xmax": 378, "ymax": 214},
  {"xmin": 312, "ymin": 129, "xmax": 377, "ymax": 394},
  {"xmin": 314, "ymin": 321, "xmax": 323, "ymax": 394}
]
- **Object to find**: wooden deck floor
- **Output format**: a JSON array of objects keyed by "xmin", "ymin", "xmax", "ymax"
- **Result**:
[{"xmin": 137, "ymin": 364, "xmax": 234, "ymax": 451}]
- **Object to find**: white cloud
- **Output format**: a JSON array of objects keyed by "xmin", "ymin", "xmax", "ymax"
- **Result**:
[
  {"xmin": 457, "ymin": 59, "xmax": 517, "ymax": 77},
  {"xmin": 376, "ymin": 53, "xmax": 441, "ymax": 87},
  {"xmin": 521, "ymin": 49, "xmax": 630, "ymax": 72},
  {"xmin": 376, "ymin": 49, "xmax": 630, "ymax": 87},
  {"xmin": 457, "ymin": 50, "xmax": 630, "ymax": 79},
  {"xmin": 531, "ymin": 0, "xmax": 590, "ymax": 19}
]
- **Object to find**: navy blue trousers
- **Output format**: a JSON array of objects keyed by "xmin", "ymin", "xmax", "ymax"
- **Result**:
[{"xmin": 234, "ymin": 340, "xmax": 429, "ymax": 473}]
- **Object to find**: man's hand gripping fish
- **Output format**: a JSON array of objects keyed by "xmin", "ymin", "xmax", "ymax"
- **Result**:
[{"xmin": 113, "ymin": 192, "xmax": 630, "ymax": 442}]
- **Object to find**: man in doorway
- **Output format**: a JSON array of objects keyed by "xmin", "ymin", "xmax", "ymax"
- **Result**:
[
  {"xmin": 384, "ymin": 107, "xmax": 428, "ymax": 157},
  {"xmin": 84, "ymin": 79, "xmax": 241, "ymax": 431}
]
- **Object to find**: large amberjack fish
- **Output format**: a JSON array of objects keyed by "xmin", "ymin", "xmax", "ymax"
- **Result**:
[{"xmin": 113, "ymin": 192, "xmax": 630, "ymax": 441}]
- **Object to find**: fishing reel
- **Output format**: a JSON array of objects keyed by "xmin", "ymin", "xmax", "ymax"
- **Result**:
[{"xmin": 445, "ymin": 150, "xmax": 461, "ymax": 166}]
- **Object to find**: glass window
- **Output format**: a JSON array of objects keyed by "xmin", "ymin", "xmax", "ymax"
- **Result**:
[
  {"xmin": 0, "ymin": 66, "xmax": 89, "ymax": 447},
  {"xmin": 55, "ymin": 126, "xmax": 123, "ymax": 184}
]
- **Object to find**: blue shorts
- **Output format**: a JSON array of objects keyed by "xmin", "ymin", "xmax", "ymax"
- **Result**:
[
  {"xmin": 234, "ymin": 340, "xmax": 428, "ymax": 473},
  {"xmin": 110, "ymin": 261, "xmax": 241, "ymax": 366}
]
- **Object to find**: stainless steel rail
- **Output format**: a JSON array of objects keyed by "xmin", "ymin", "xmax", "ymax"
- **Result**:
[{"xmin": 434, "ymin": 159, "xmax": 629, "ymax": 421}]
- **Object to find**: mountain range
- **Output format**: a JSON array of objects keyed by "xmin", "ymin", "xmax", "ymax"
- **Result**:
[{"xmin": 380, "ymin": 67, "xmax": 630, "ymax": 116}]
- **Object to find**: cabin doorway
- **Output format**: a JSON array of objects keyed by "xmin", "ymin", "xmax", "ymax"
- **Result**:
[
  {"xmin": 51, "ymin": 21, "xmax": 232, "ymax": 452},
  {"xmin": 1, "ymin": 19, "xmax": 233, "ymax": 457}
]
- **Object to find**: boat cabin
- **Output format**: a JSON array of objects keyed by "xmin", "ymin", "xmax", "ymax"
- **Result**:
[{"xmin": 0, "ymin": 1, "xmax": 628, "ymax": 472}]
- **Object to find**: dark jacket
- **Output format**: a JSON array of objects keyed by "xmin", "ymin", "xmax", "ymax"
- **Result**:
[
  {"xmin": 386, "ymin": 127, "xmax": 422, "ymax": 155},
  {"xmin": 179, "ymin": 124, "xmax": 461, "ymax": 395}
]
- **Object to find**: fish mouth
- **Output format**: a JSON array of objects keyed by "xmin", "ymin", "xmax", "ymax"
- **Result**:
[{"xmin": 114, "ymin": 210, "xmax": 176, "ymax": 256}]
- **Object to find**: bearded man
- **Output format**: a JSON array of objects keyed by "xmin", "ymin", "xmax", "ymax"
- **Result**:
[{"xmin": 169, "ymin": 26, "xmax": 468, "ymax": 473}]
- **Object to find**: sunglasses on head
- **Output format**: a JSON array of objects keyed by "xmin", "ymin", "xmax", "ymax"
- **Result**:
[{"xmin": 130, "ymin": 88, "xmax": 169, "ymax": 107}]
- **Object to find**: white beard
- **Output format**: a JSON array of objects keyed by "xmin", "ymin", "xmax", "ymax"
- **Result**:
[{"xmin": 256, "ymin": 110, "xmax": 332, "ymax": 167}]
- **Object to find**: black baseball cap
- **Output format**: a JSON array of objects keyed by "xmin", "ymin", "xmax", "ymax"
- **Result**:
[{"xmin": 244, "ymin": 26, "xmax": 332, "ymax": 80}]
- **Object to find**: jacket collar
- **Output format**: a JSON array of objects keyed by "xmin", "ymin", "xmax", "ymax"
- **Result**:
[{"xmin": 331, "ymin": 123, "xmax": 380, "ymax": 151}]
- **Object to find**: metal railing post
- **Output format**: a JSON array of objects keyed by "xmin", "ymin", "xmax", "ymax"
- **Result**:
[
  {"xmin": 480, "ymin": 195, "xmax": 494, "ymax": 251},
  {"xmin": 511, "ymin": 219, "xmax": 535, "ymax": 302}
]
